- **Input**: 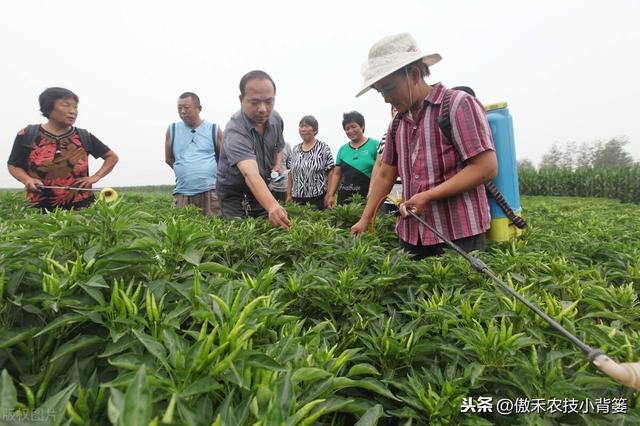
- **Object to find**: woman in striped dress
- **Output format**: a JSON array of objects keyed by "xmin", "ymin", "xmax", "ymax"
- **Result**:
[{"xmin": 286, "ymin": 115, "xmax": 335, "ymax": 209}]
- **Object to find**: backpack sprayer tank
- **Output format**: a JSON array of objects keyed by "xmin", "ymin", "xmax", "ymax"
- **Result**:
[{"xmin": 485, "ymin": 102, "xmax": 524, "ymax": 241}]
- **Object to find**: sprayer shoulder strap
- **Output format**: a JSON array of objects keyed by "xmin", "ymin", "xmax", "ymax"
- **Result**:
[
  {"xmin": 75, "ymin": 128, "xmax": 92, "ymax": 149},
  {"xmin": 23, "ymin": 124, "xmax": 40, "ymax": 147},
  {"xmin": 437, "ymin": 89, "xmax": 455, "ymax": 142},
  {"xmin": 170, "ymin": 123, "xmax": 176, "ymax": 150},
  {"xmin": 212, "ymin": 123, "xmax": 220, "ymax": 163},
  {"xmin": 388, "ymin": 115, "xmax": 401, "ymax": 165}
]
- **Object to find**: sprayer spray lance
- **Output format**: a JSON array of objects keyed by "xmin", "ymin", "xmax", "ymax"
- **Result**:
[
  {"xmin": 392, "ymin": 198, "xmax": 639, "ymax": 390},
  {"xmin": 37, "ymin": 185, "xmax": 103, "ymax": 192},
  {"xmin": 36, "ymin": 185, "xmax": 119, "ymax": 202}
]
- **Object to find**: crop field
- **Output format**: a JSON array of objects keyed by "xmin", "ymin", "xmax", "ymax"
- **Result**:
[
  {"xmin": 519, "ymin": 165, "xmax": 640, "ymax": 204},
  {"xmin": 0, "ymin": 192, "xmax": 639, "ymax": 425}
]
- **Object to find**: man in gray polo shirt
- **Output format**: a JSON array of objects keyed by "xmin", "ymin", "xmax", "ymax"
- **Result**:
[{"xmin": 217, "ymin": 70, "xmax": 290, "ymax": 229}]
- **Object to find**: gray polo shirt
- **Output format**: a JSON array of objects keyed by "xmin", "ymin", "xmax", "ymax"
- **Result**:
[{"xmin": 217, "ymin": 110, "xmax": 285, "ymax": 191}]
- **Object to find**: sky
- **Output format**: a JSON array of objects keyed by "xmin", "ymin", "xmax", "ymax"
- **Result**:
[{"xmin": 1, "ymin": 0, "xmax": 639, "ymax": 188}]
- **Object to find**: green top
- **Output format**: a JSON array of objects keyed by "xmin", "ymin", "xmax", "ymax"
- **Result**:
[
  {"xmin": 335, "ymin": 138, "xmax": 378, "ymax": 177},
  {"xmin": 335, "ymin": 138, "xmax": 378, "ymax": 204}
]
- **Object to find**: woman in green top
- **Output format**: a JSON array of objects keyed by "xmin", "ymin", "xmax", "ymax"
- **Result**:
[{"xmin": 325, "ymin": 111, "xmax": 378, "ymax": 207}]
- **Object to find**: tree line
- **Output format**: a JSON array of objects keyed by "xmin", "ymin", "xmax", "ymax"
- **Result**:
[{"xmin": 518, "ymin": 137, "xmax": 635, "ymax": 171}]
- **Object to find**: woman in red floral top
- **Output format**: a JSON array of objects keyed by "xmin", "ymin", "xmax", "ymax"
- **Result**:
[{"xmin": 7, "ymin": 87, "xmax": 119, "ymax": 210}]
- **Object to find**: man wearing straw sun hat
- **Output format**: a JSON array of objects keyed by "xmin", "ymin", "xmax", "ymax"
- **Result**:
[{"xmin": 351, "ymin": 33, "xmax": 498, "ymax": 259}]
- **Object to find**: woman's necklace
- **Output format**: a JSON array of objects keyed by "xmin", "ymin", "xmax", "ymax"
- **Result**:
[
  {"xmin": 302, "ymin": 139, "xmax": 316, "ymax": 152},
  {"xmin": 42, "ymin": 126, "xmax": 73, "ymax": 155},
  {"xmin": 350, "ymin": 137, "xmax": 367, "ymax": 160}
]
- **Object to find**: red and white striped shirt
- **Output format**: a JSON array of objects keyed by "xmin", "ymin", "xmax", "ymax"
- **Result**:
[{"xmin": 381, "ymin": 83, "xmax": 494, "ymax": 246}]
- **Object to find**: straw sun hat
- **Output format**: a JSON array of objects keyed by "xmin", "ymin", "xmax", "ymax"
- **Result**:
[{"xmin": 356, "ymin": 33, "xmax": 441, "ymax": 97}]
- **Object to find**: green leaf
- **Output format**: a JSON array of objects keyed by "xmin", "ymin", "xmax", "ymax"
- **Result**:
[
  {"xmin": 163, "ymin": 304, "xmax": 192, "ymax": 327},
  {"xmin": 180, "ymin": 377, "xmax": 223, "ymax": 398},
  {"xmin": 354, "ymin": 404, "xmax": 384, "ymax": 426},
  {"xmin": 122, "ymin": 366, "xmax": 152, "ymax": 426},
  {"xmin": 338, "ymin": 398, "xmax": 378, "ymax": 416},
  {"xmin": 79, "ymin": 282, "xmax": 107, "ymax": 304},
  {"xmin": 245, "ymin": 353, "xmax": 285, "ymax": 371},
  {"xmin": 22, "ymin": 304, "xmax": 43, "ymax": 315},
  {"xmin": 99, "ymin": 335, "xmax": 138, "ymax": 358},
  {"xmin": 132, "ymin": 329, "xmax": 170, "ymax": 371},
  {"xmin": 107, "ymin": 388, "xmax": 124, "ymax": 425},
  {"xmin": 297, "ymin": 397, "xmax": 354, "ymax": 426},
  {"xmin": 332, "ymin": 377, "xmax": 398, "ymax": 401},
  {"xmin": 213, "ymin": 389, "xmax": 238, "ymax": 425},
  {"xmin": 83, "ymin": 244, "xmax": 101, "ymax": 262},
  {"xmin": 177, "ymin": 398, "xmax": 201, "ymax": 426},
  {"xmin": 40, "ymin": 384, "xmax": 76, "ymax": 426},
  {"xmin": 266, "ymin": 371, "xmax": 294, "ymax": 425},
  {"xmin": 292, "ymin": 368, "xmax": 332, "ymax": 384},
  {"xmin": 50, "ymin": 334, "xmax": 103, "ymax": 362},
  {"xmin": 464, "ymin": 362, "xmax": 485, "ymax": 387},
  {"xmin": 0, "ymin": 328, "xmax": 39, "ymax": 349},
  {"xmin": 128, "ymin": 237, "xmax": 158, "ymax": 250},
  {"xmin": 181, "ymin": 247, "xmax": 204, "ymax": 265},
  {"xmin": 198, "ymin": 262, "xmax": 239, "ymax": 276},
  {"xmin": 34, "ymin": 312, "xmax": 87, "ymax": 337},
  {"xmin": 290, "ymin": 399, "xmax": 326, "ymax": 425},
  {"xmin": 162, "ymin": 329, "xmax": 187, "ymax": 362},
  {"xmin": 347, "ymin": 363, "xmax": 381, "ymax": 378},
  {"xmin": 108, "ymin": 353, "xmax": 148, "ymax": 371},
  {"xmin": 0, "ymin": 369, "xmax": 17, "ymax": 410},
  {"xmin": 102, "ymin": 372, "xmax": 137, "ymax": 389}
]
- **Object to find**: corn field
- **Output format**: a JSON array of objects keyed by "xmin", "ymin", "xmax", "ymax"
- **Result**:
[
  {"xmin": 519, "ymin": 166, "xmax": 640, "ymax": 203},
  {"xmin": 0, "ymin": 192, "xmax": 639, "ymax": 425}
]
